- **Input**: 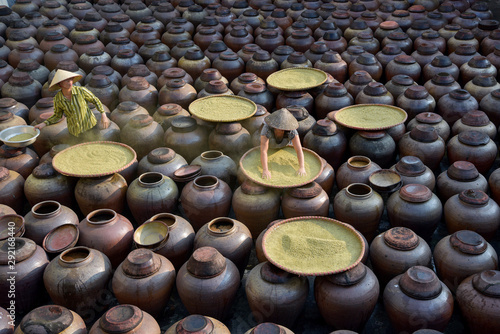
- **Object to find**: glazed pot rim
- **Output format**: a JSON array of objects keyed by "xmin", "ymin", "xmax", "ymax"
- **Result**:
[
  {"xmin": 31, "ymin": 200, "xmax": 62, "ymax": 218},
  {"xmin": 59, "ymin": 246, "xmax": 92, "ymax": 265},
  {"xmin": 207, "ymin": 217, "xmax": 236, "ymax": 236},
  {"xmin": 86, "ymin": 208, "xmax": 118, "ymax": 225}
]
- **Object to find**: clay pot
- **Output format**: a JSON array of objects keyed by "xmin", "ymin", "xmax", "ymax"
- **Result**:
[
  {"xmin": 447, "ymin": 131, "xmax": 497, "ymax": 175},
  {"xmin": 437, "ymin": 161, "xmax": 488, "ymax": 202},
  {"xmin": 165, "ymin": 315, "xmax": 231, "ymax": 334},
  {"xmin": 209, "ymin": 122, "xmax": 252, "ymax": 163},
  {"xmin": 43, "ymin": 246, "xmax": 112, "ymax": 322},
  {"xmin": 180, "ymin": 175, "xmax": 232, "ymax": 231},
  {"xmin": 370, "ymin": 227, "xmax": 432, "ymax": 287},
  {"xmin": 138, "ymin": 147, "xmax": 187, "ymax": 179},
  {"xmin": 452, "ymin": 110, "xmax": 496, "ymax": 140},
  {"xmin": 176, "ymin": 246, "xmax": 240, "ymax": 320},
  {"xmin": 0, "ymin": 167, "xmax": 25, "ymax": 214},
  {"xmin": 110, "ymin": 101, "xmax": 149, "ymax": 129},
  {"xmin": 314, "ymin": 263, "xmax": 379, "ymax": 332},
  {"xmin": 387, "ymin": 184, "xmax": 442, "ymax": 240},
  {"xmin": 112, "ymin": 249, "xmax": 176, "ymax": 318},
  {"xmin": 423, "ymin": 56, "xmax": 459, "ymax": 82},
  {"xmin": 75, "ymin": 173, "xmax": 128, "ymax": 216},
  {"xmin": 384, "ymin": 75, "xmax": 417, "ymax": 101},
  {"xmin": 407, "ymin": 112, "xmax": 451, "ymax": 142},
  {"xmin": 344, "ymin": 70, "xmax": 374, "ymax": 100},
  {"xmin": 191, "ymin": 150, "xmax": 237, "ymax": 189},
  {"xmin": 89, "ymin": 304, "xmax": 161, "ymax": 334},
  {"xmin": 383, "ymin": 266, "xmax": 454, "ymax": 333},
  {"xmin": 438, "ymin": 89, "xmax": 479, "ymax": 126},
  {"xmin": 303, "ymin": 119, "xmax": 347, "ymax": 171},
  {"xmin": 456, "ymin": 270, "xmax": 500, "ymax": 334},
  {"xmin": 349, "ymin": 130, "xmax": 396, "ymax": 168},
  {"xmin": 336, "ymin": 156, "xmax": 382, "ymax": 190},
  {"xmin": 333, "ymin": 183, "xmax": 384, "ymax": 242},
  {"xmin": 164, "ymin": 116, "xmax": 209, "ymax": 163},
  {"xmin": 0, "ymin": 238, "xmax": 49, "ymax": 314},
  {"xmin": 398, "ymin": 125, "xmax": 446, "ymax": 171},
  {"xmin": 194, "ymin": 217, "xmax": 253, "ymax": 276},
  {"xmin": 444, "ymin": 189, "xmax": 500, "ymax": 241},
  {"xmin": 24, "ymin": 163, "xmax": 75, "ymax": 208},
  {"xmin": 391, "ymin": 156, "xmax": 436, "ymax": 191},
  {"xmin": 15, "ymin": 305, "xmax": 86, "ymax": 334},
  {"xmin": 141, "ymin": 213, "xmax": 195, "ymax": 271},
  {"xmin": 434, "ymin": 230, "xmax": 498, "ymax": 294},
  {"xmin": 246, "ymin": 261, "xmax": 308, "ymax": 328},
  {"xmin": 120, "ymin": 115, "xmax": 164, "ymax": 161},
  {"xmin": 396, "ymin": 86, "xmax": 436, "ymax": 122},
  {"xmin": 282, "ymin": 182, "xmax": 329, "ymax": 218},
  {"xmin": 23, "ymin": 200, "xmax": 79, "ymax": 246}
]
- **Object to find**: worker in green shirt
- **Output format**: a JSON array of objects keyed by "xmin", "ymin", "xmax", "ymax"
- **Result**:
[{"xmin": 34, "ymin": 69, "xmax": 110, "ymax": 137}]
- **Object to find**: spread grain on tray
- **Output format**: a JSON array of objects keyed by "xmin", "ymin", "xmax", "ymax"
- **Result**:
[
  {"xmin": 9, "ymin": 133, "xmax": 33, "ymax": 141},
  {"xmin": 335, "ymin": 105, "xmax": 406, "ymax": 129},
  {"xmin": 264, "ymin": 219, "xmax": 363, "ymax": 274},
  {"xmin": 190, "ymin": 96, "xmax": 256, "ymax": 122},
  {"xmin": 54, "ymin": 143, "xmax": 135, "ymax": 176},
  {"xmin": 267, "ymin": 69, "xmax": 326, "ymax": 90},
  {"xmin": 241, "ymin": 147, "xmax": 322, "ymax": 187}
]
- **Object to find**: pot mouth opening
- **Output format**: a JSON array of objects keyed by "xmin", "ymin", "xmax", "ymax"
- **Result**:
[
  {"xmin": 201, "ymin": 150, "xmax": 223, "ymax": 160},
  {"xmin": 60, "ymin": 247, "xmax": 90, "ymax": 264},
  {"xmin": 346, "ymin": 183, "xmax": 372, "ymax": 196},
  {"xmin": 139, "ymin": 172, "xmax": 163, "ymax": 185},
  {"xmin": 32, "ymin": 200, "xmax": 61, "ymax": 216},
  {"xmin": 194, "ymin": 175, "xmax": 218, "ymax": 187},
  {"xmin": 347, "ymin": 156, "xmax": 370, "ymax": 168},
  {"xmin": 208, "ymin": 218, "xmax": 234, "ymax": 234},
  {"xmin": 87, "ymin": 209, "xmax": 116, "ymax": 224},
  {"xmin": 149, "ymin": 213, "xmax": 177, "ymax": 228}
]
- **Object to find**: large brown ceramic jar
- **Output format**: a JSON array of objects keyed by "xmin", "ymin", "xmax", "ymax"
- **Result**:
[
  {"xmin": 158, "ymin": 78, "xmax": 196, "ymax": 109},
  {"xmin": 415, "ymin": 31, "xmax": 447, "ymax": 54},
  {"xmin": 449, "ymin": 44, "xmax": 480, "ymax": 69},
  {"xmin": 112, "ymin": 249, "xmax": 176, "ymax": 318},
  {"xmin": 281, "ymin": 51, "xmax": 313, "ymax": 69},
  {"xmin": 384, "ymin": 75, "xmax": 416, "ymax": 101},
  {"xmin": 391, "ymin": 156, "xmax": 435, "ymax": 191},
  {"xmin": 448, "ymin": 29, "xmax": 479, "ymax": 54},
  {"xmin": 165, "ymin": 116, "xmax": 209, "ymax": 163},
  {"xmin": 24, "ymin": 200, "xmax": 78, "ymax": 246},
  {"xmin": 398, "ymin": 125, "xmax": 446, "ymax": 171},
  {"xmin": 141, "ymin": 213, "xmax": 195, "ymax": 271},
  {"xmin": 411, "ymin": 42, "xmax": 443, "ymax": 69},
  {"xmin": 276, "ymin": 91, "xmax": 314, "ymax": 117},
  {"xmin": 194, "ymin": 68, "xmax": 228, "ymax": 93},
  {"xmin": 397, "ymin": 86, "xmax": 436, "ymax": 121},
  {"xmin": 1, "ymin": 72, "xmax": 42, "ymax": 109},
  {"xmin": 241, "ymin": 104, "xmax": 269, "ymax": 135},
  {"xmin": 452, "ymin": 110, "xmax": 496, "ymax": 139},
  {"xmin": 43, "ymin": 246, "xmax": 112, "ymax": 321},
  {"xmin": 370, "ymin": 227, "xmax": 432, "ymax": 287},
  {"xmin": 344, "ymin": 70, "xmax": 374, "ymax": 100},
  {"xmin": 24, "ymin": 163, "xmax": 75, "ymax": 208},
  {"xmin": 387, "ymin": 184, "xmax": 442, "ymax": 240},
  {"xmin": 153, "ymin": 104, "xmax": 190, "ymax": 131},
  {"xmin": 376, "ymin": 44, "xmax": 405, "ymax": 70},
  {"xmin": 407, "ymin": 112, "xmax": 450, "ymax": 142},
  {"xmin": 78, "ymin": 209, "xmax": 133, "ymax": 268},
  {"xmin": 282, "ymin": 182, "xmax": 329, "ymax": 218},
  {"xmin": 434, "ymin": 230, "xmax": 498, "ymax": 294},
  {"xmin": 350, "ymin": 130, "xmax": 396, "ymax": 168},
  {"xmin": 0, "ymin": 238, "xmax": 49, "ymax": 314},
  {"xmin": 126, "ymin": 172, "xmax": 179, "ymax": 225},
  {"xmin": 110, "ymin": 101, "xmax": 149, "ymax": 129},
  {"xmin": 246, "ymin": 261, "xmax": 308, "ymax": 328},
  {"xmin": 303, "ymin": 119, "xmax": 346, "ymax": 171},
  {"xmin": 191, "ymin": 150, "xmax": 237, "ymax": 188},
  {"xmin": 89, "ymin": 304, "xmax": 161, "ymax": 334},
  {"xmin": 333, "ymin": 183, "xmax": 383, "ymax": 242},
  {"xmin": 180, "ymin": 175, "xmax": 232, "ymax": 231},
  {"xmin": 119, "ymin": 77, "xmax": 158, "ymax": 115},
  {"xmin": 176, "ymin": 246, "xmax": 240, "ymax": 320},
  {"xmin": 75, "ymin": 173, "xmax": 128, "ymax": 216},
  {"xmin": 121, "ymin": 115, "xmax": 164, "ymax": 160},
  {"xmin": 460, "ymin": 56, "xmax": 497, "ymax": 85},
  {"xmin": 445, "ymin": 189, "xmax": 500, "ymax": 241},
  {"xmin": 246, "ymin": 50, "xmax": 279, "ymax": 81},
  {"xmin": 319, "ymin": 31, "xmax": 348, "ymax": 55},
  {"xmin": 194, "ymin": 217, "xmax": 252, "ymax": 276},
  {"xmin": 384, "ymin": 266, "xmax": 454, "ymax": 333},
  {"xmin": 209, "ymin": 122, "xmax": 251, "ymax": 163},
  {"xmin": 424, "ymin": 73, "xmax": 461, "ymax": 103},
  {"xmin": 355, "ymin": 83, "xmax": 395, "ymax": 106},
  {"xmin": 86, "ymin": 75, "xmax": 120, "ymax": 110},
  {"xmin": 382, "ymin": 32, "xmax": 413, "ymax": 55},
  {"xmin": 14, "ymin": 305, "xmax": 87, "ymax": 334},
  {"xmin": 0, "ymin": 98, "xmax": 28, "ymax": 123},
  {"xmin": 111, "ymin": 49, "xmax": 144, "ymax": 77},
  {"xmin": 464, "ymin": 75, "xmax": 500, "ymax": 103},
  {"xmin": 0, "ymin": 145, "xmax": 39, "ymax": 180},
  {"xmin": 344, "ymin": 21, "xmax": 371, "ymax": 43},
  {"xmin": 0, "ymin": 167, "xmax": 24, "ymax": 214},
  {"xmin": 315, "ymin": 263, "xmax": 379, "ymax": 332},
  {"xmin": 385, "ymin": 55, "xmax": 422, "ymax": 82},
  {"xmin": 316, "ymin": 82, "xmax": 353, "ymax": 117},
  {"xmin": 422, "ymin": 56, "xmax": 459, "ymax": 82},
  {"xmin": 456, "ymin": 270, "xmax": 500, "ymax": 334},
  {"xmin": 314, "ymin": 52, "xmax": 348, "ymax": 84},
  {"xmin": 238, "ymin": 83, "xmax": 274, "ymax": 112},
  {"xmin": 165, "ymin": 315, "xmax": 231, "ymax": 333},
  {"xmin": 437, "ymin": 161, "xmax": 488, "ymax": 202},
  {"xmin": 348, "ymin": 53, "xmax": 382, "ymax": 82},
  {"xmin": 336, "ymin": 156, "xmax": 382, "ymax": 190},
  {"xmin": 447, "ymin": 131, "xmax": 497, "ymax": 174}
]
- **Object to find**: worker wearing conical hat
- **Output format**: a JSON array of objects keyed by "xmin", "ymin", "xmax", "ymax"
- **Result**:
[
  {"xmin": 34, "ymin": 69, "xmax": 110, "ymax": 138},
  {"xmin": 260, "ymin": 108, "xmax": 306, "ymax": 180}
]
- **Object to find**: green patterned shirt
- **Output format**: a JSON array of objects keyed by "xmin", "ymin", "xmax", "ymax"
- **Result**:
[{"xmin": 44, "ymin": 86, "xmax": 106, "ymax": 137}]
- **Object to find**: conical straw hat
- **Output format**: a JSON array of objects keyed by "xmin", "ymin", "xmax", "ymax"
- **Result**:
[
  {"xmin": 264, "ymin": 108, "xmax": 299, "ymax": 131},
  {"xmin": 49, "ymin": 69, "xmax": 82, "ymax": 91}
]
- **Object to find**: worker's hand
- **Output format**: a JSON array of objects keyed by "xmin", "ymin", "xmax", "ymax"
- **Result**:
[
  {"xmin": 100, "ymin": 113, "xmax": 110, "ymax": 129},
  {"xmin": 34, "ymin": 123, "xmax": 46, "ymax": 130},
  {"xmin": 296, "ymin": 166, "xmax": 306, "ymax": 177},
  {"xmin": 262, "ymin": 169, "xmax": 271, "ymax": 180}
]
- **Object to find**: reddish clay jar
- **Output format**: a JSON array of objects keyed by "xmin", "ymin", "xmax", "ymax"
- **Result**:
[
  {"xmin": 434, "ymin": 230, "xmax": 498, "ymax": 294},
  {"xmin": 444, "ymin": 189, "xmax": 500, "ymax": 242},
  {"xmin": 281, "ymin": 182, "xmax": 330, "ymax": 218},
  {"xmin": 370, "ymin": 227, "xmax": 432, "ymax": 287},
  {"xmin": 391, "ymin": 156, "xmax": 436, "ymax": 191},
  {"xmin": 398, "ymin": 125, "xmax": 445, "ymax": 171},
  {"xmin": 303, "ymin": 119, "xmax": 347, "ymax": 171},
  {"xmin": 75, "ymin": 173, "xmax": 128, "ymax": 216},
  {"xmin": 78, "ymin": 208, "xmax": 134, "ymax": 268},
  {"xmin": 451, "ymin": 110, "xmax": 497, "ymax": 140},
  {"xmin": 165, "ymin": 315, "xmax": 231, "ymax": 334},
  {"xmin": 437, "ymin": 161, "xmax": 488, "ymax": 203},
  {"xmin": 407, "ymin": 112, "xmax": 451, "ymax": 142},
  {"xmin": 89, "ymin": 304, "xmax": 161, "ymax": 334},
  {"xmin": 314, "ymin": 263, "xmax": 379, "ymax": 333},
  {"xmin": 176, "ymin": 246, "xmax": 240, "ymax": 320},
  {"xmin": 447, "ymin": 131, "xmax": 497, "ymax": 175},
  {"xmin": 24, "ymin": 163, "xmax": 75, "ymax": 208},
  {"xmin": 336, "ymin": 156, "xmax": 382, "ymax": 190},
  {"xmin": 15, "ymin": 305, "xmax": 87, "ymax": 334}
]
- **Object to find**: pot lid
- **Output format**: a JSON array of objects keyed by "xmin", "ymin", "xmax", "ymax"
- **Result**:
[
  {"xmin": 431, "ymin": 72, "xmax": 455, "ymax": 85},
  {"xmin": 260, "ymin": 261, "xmax": 294, "ymax": 284},
  {"xmin": 471, "ymin": 75, "xmax": 498, "ymax": 87},
  {"xmin": 446, "ymin": 161, "xmax": 479, "ymax": 181},
  {"xmin": 492, "ymin": 89, "xmax": 500, "ymax": 99},
  {"xmin": 455, "ymin": 29, "xmax": 474, "ymax": 40},
  {"xmin": 173, "ymin": 165, "xmax": 201, "ymax": 179},
  {"xmin": 100, "ymin": 305, "xmax": 144, "ymax": 334},
  {"xmin": 324, "ymin": 82, "xmax": 348, "ymax": 97},
  {"xmin": 326, "ymin": 262, "xmax": 367, "ymax": 286},
  {"xmin": 363, "ymin": 82, "xmax": 388, "ymax": 96},
  {"xmin": 461, "ymin": 110, "xmax": 490, "ymax": 127},
  {"xmin": 458, "ymin": 189, "xmax": 489, "ymax": 205},
  {"xmin": 450, "ymin": 230, "xmax": 487, "ymax": 255},
  {"xmin": 129, "ymin": 114, "xmax": 153, "ymax": 128},
  {"xmin": 395, "ymin": 55, "xmax": 417, "ymax": 65},
  {"xmin": 391, "ymin": 75, "xmax": 414, "ymax": 86},
  {"xmin": 42, "ymin": 224, "xmax": 79, "ymax": 254},
  {"xmin": 122, "ymin": 248, "xmax": 161, "ymax": 278},
  {"xmin": 147, "ymin": 147, "xmax": 176, "ymax": 164},
  {"xmin": 349, "ymin": 70, "xmax": 372, "ymax": 85},
  {"xmin": 457, "ymin": 131, "xmax": 490, "ymax": 146},
  {"xmin": 399, "ymin": 184, "xmax": 432, "ymax": 203},
  {"xmin": 32, "ymin": 163, "xmax": 57, "ymax": 179},
  {"xmin": 287, "ymin": 182, "xmax": 322, "ymax": 199},
  {"xmin": 20, "ymin": 305, "xmax": 75, "ymax": 333},
  {"xmin": 468, "ymin": 56, "xmax": 491, "ymax": 69},
  {"xmin": 383, "ymin": 227, "xmax": 420, "ymax": 250},
  {"xmin": 409, "ymin": 124, "xmax": 439, "ymax": 142},
  {"xmin": 399, "ymin": 266, "xmax": 442, "ymax": 300},
  {"xmin": 382, "ymin": 44, "xmax": 403, "ymax": 55},
  {"xmin": 358, "ymin": 130, "xmax": 386, "ymax": 139},
  {"xmin": 472, "ymin": 270, "xmax": 500, "ymax": 297},
  {"xmin": 156, "ymin": 103, "xmax": 183, "ymax": 116},
  {"xmin": 176, "ymin": 315, "xmax": 215, "ymax": 333},
  {"xmin": 395, "ymin": 156, "xmax": 426, "ymax": 176},
  {"xmin": 0, "ymin": 237, "xmax": 37, "ymax": 265},
  {"xmin": 416, "ymin": 42, "xmax": 437, "ymax": 55},
  {"xmin": 186, "ymin": 246, "xmax": 226, "ymax": 278},
  {"xmin": 415, "ymin": 112, "xmax": 442, "ymax": 124},
  {"xmin": 171, "ymin": 116, "xmax": 197, "ymax": 132},
  {"xmin": 380, "ymin": 21, "xmax": 399, "ymax": 30},
  {"xmin": 250, "ymin": 323, "xmax": 285, "ymax": 334},
  {"xmin": 388, "ymin": 31, "xmax": 408, "ymax": 41},
  {"xmin": 312, "ymin": 119, "xmax": 337, "ymax": 136}
]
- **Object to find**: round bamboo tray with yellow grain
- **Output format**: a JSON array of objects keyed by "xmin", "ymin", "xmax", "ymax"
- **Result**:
[
  {"xmin": 266, "ymin": 68, "xmax": 329, "ymax": 91},
  {"xmin": 188, "ymin": 95, "xmax": 257, "ymax": 122},
  {"xmin": 332, "ymin": 104, "xmax": 408, "ymax": 131}
]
